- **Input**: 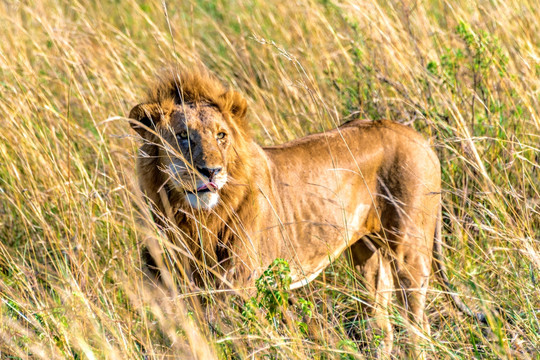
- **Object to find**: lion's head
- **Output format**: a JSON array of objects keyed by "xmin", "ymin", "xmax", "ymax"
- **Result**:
[{"xmin": 129, "ymin": 68, "xmax": 250, "ymax": 211}]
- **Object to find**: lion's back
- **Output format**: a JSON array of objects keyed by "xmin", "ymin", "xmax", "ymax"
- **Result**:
[{"xmin": 266, "ymin": 119, "xmax": 439, "ymax": 174}]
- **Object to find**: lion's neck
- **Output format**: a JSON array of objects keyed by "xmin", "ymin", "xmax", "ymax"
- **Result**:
[{"xmin": 168, "ymin": 147, "xmax": 269, "ymax": 273}]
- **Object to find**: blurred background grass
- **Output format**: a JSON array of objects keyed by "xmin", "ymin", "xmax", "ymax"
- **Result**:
[{"xmin": 0, "ymin": 0, "xmax": 538, "ymax": 358}]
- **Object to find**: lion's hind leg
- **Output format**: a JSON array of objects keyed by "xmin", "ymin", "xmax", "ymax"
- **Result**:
[
  {"xmin": 350, "ymin": 238, "xmax": 394, "ymax": 358},
  {"xmin": 389, "ymin": 223, "xmax": 434, "ymax": 359}
]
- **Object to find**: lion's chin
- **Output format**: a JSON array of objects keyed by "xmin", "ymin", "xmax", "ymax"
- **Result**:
[{"xmin": 185, "ymin": 191, "xmax": 219, "ymax": 210}]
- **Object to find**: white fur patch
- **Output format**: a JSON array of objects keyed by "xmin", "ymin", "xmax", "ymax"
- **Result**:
[
  {"xmin": 290, "ymin": 267, "xmax": 326, "ymax": 290},
  {"xmin": 346, "ymin": 204, "xmax": 370, "ymax": 239},
  {"xmin": 186, "ymin": 192, "xmax": 219, "ymax": 210}
]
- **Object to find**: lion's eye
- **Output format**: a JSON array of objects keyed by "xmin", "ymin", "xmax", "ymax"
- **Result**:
[
  {"xmin": 177, "ymin": 131, "xmax": 188, "ymax": 141},
  {"xmin": 217, "ymin": 132, "xmax": 226, "ymax": 140}
]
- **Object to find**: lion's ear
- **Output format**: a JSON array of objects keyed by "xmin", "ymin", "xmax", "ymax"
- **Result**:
[
  {"xmin": 128, "ymin": 103, "xmax": 162, "ymax": 137},
  {"xmin": 222, "ymin": 90, "xmax": 248, "ymax": 121}
]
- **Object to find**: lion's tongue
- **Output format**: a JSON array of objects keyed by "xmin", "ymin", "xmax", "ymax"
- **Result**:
[{"xmin": 197, "ymin": 182, "xmax": 218, "ymax": 192}]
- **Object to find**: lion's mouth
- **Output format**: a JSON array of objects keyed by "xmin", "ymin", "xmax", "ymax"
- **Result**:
[{"xmin": 188, "ymin": 181, "xmax": 219, "ymax": 194}]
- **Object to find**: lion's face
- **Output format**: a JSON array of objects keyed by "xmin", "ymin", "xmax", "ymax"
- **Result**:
[
  {"xmin": 129, "ymin": 71, "xmax": 249, "ymax": 212},
  {"xmin": 158, "ymin": 103, "xmax": 232, "ymax": 210}
]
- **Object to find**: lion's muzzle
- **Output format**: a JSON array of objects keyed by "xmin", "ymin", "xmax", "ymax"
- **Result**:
[
  {"xmin": 196, "ymin": 165, "xmax": 222, "ymax": 180},
  {"xmin": 172, "ymin": 164, "xmax": 227, "ymax": 210}
]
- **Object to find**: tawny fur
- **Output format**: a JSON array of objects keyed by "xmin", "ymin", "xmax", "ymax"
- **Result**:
[{"xmin": 129, "ymin": 67, "xmax": 444, "ymax": 357}]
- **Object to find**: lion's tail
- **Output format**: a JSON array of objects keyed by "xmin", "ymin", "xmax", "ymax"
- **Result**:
[{"xmin": 433, "ymin": 204, "xmax": 488, "ymax": 324}]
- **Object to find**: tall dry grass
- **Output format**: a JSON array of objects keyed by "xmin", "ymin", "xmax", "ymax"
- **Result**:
[{"xmin": 0, "ymin": 0, "xmax": 538, "ymax": 358}]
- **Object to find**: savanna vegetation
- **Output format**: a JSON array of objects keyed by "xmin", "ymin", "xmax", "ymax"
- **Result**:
[{"xmin": 0, "ymin": 0, "xmax": 538, "ymax": 358}]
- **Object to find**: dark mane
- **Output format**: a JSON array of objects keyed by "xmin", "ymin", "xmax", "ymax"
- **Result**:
[{"xmin": 142, "ymin": 67, "xmax": 247, "ymax": 120}]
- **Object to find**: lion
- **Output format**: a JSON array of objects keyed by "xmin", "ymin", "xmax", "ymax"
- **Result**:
[{"xmin": 129, "ymin": 67, "xmax": 481, "ymax": 357}]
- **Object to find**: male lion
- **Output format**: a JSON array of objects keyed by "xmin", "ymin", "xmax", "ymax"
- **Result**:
[{"xmin": 129, "ymin": 68, "xmax": 474, "ymax": 357}]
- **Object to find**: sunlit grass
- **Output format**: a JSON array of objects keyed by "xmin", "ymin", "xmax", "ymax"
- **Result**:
[{"xmin": 0, "ymin": 0, "xmax": 538, "ymax": 358}]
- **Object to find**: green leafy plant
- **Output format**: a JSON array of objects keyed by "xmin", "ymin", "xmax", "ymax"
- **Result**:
[
  {"xmin": 242, "ymin": 259, "xmax": 314, "ymax": 332},
  {"xmin": 255, "ymin": 258, "xmax": 292, "ymax": 321}
]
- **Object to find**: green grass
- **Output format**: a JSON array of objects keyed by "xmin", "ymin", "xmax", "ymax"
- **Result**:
[{"xmin": 0, "ymin": 0, "xmax": 538, "ymax": 358}]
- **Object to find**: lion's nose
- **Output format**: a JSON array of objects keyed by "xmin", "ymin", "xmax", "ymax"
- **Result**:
[{"xmin": 196, "ymin": 166, "xmax": 222, "ymax": 179}]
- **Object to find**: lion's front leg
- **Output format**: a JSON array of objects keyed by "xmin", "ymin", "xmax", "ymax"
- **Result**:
[{"xmin": 220, "ymin": 239, "xmax": 261, "ymax": 297}]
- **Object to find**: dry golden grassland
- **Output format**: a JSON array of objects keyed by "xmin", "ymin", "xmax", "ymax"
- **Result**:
[{"xmin": 0, "ymin": 0, "xmax": 538, "ymax": 358}]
